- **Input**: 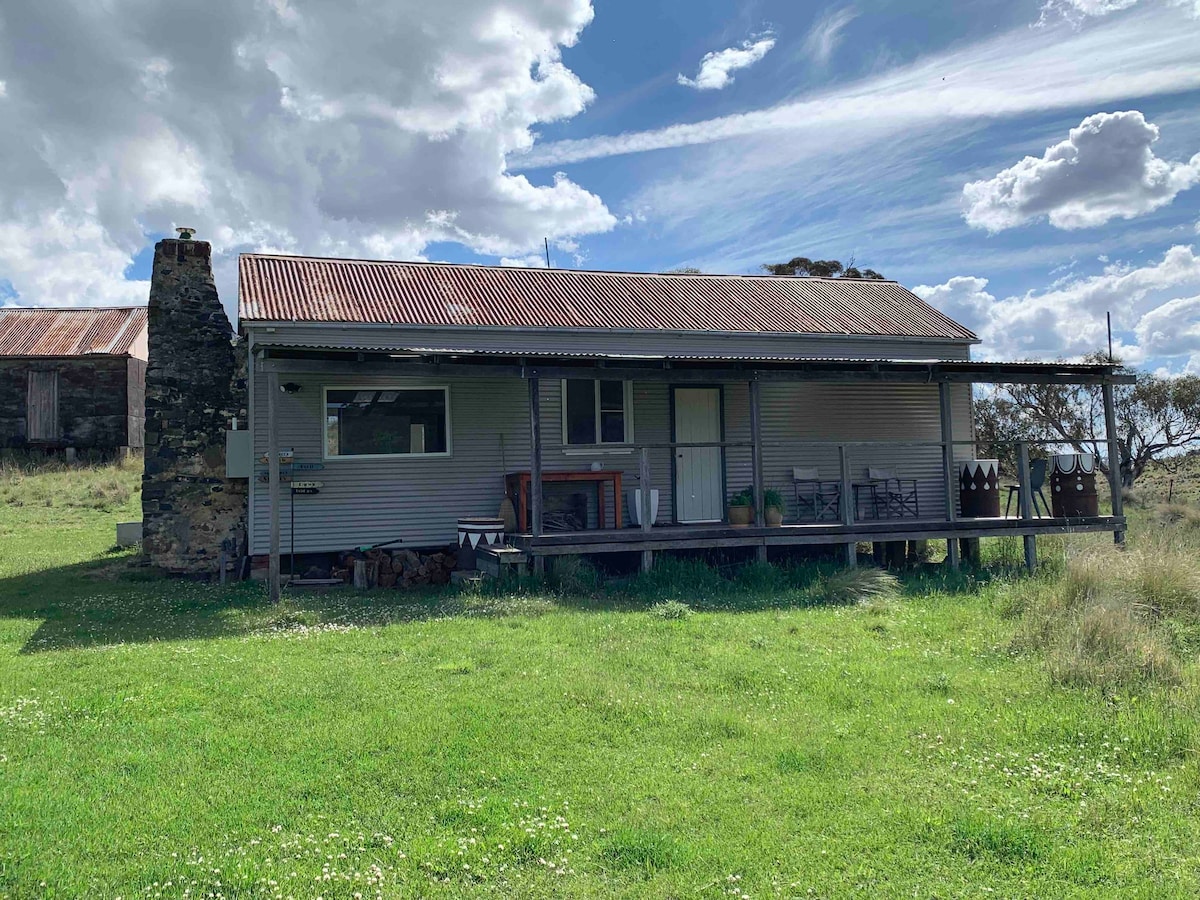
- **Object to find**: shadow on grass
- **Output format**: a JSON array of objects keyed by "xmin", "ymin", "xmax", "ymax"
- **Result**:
[{"xmin": 0, "ymin": 553, "xmax": 993, "ymax": 655}]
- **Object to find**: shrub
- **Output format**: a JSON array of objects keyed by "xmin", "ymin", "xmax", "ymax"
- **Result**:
[
  {"xmin": 1154, "ymin": 503, "xmax": 1200, "ymax": 531},
  {"xmin": 1125, "ymin": 544, "xmax": 1200, "ymax": 621},
  {"xmin": 649, "ymin": 599, "xmax": 693, "ymax": 620},
  {"xmin": 763, "ymin": 488, "xmax": 785, "ymax": 510},
  {"xmin": 813, "ymin": 567, "xmax": 899, "ymax": 606},
  {"xmin": 728, "ymin": 486, "xmax": 754, "ymax": 507}
]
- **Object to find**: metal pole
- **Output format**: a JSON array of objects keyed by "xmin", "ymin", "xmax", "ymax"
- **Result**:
[
  {"xmin": 939, "ymin": 382, "xmax": 960, "ymax": 570},
  {"xmin": 528, "ymin": 376, "xmax": 544, "ymax": 575},
  {"xmin": 1102, "ymin": 382, "xmax": 1125, "ymax": 545},
  {"xmin": 267, "ymin": 371, "xmax": 281, "ymax": 602},
  {"xmin": 1017, "ymin": 441, "xmax": 1037, "ymax": 572},
  {"xmin": 839, "ymin": 443, "xmax": 856, "ymax": 568}
]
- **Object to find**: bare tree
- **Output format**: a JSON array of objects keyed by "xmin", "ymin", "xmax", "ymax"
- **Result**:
[{"xmin": 976, "ymin": 352, "xmax": 1200, "ymax": 487}]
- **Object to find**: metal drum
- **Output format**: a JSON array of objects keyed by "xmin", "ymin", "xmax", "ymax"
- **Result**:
[
  {"xmin": 457, "ymin": 516, "xmax": 505, "ymax": 570},
  {"xmin": 959, "ymin": 459, "xmax": 1000, "ymax": 517},
  {"xmin": 1050, "ymin": 453, "xmax": 1098, "ymax": 517}
]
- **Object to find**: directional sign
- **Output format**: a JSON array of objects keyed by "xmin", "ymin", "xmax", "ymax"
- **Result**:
[
  {"xmin": 292, "ymin": 487, "xmax": 320, "ymax": 495},
  {"xmin": 291, "ymin": 481, "xmax": 323, "ymax": 489},
  {"xmin": 293, "ymin": 462, "xmax": 325, "ymax": 471},
  {"xmin": 257, "ymin": 473, "xmax": 293, "ymax": 483},
  {"xmin": 258, "ymin": 448, "xmax": 294, "ymax": 465}
]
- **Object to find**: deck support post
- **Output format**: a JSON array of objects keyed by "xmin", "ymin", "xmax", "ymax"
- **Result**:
[
  {"xmin": 1102, "ymin": 382, "xmax": 1125, "ymax": 545},
  {"xmin": 749, "ymin": 379, "xmax": 764, "ymax": 528},
  {"xmin": 1017, "ymin": 440, "xmax": 1037, "ymax": 572},
  {"xmin": 267, "ymin": 370, "xmax": 281, "ymax": 603},
  {"xmin": 639, "ymin": 446, "xmax": 654, "ymax": 572},
  {"xmin": 939, "ymin": 382, "xmax": 960, "ymax": 570},
  {"xmin": 528, "ymin": 376, "xmax": 544, "ymax": 575},
  {"xmin": 838, "ymin": 443, "xmax": 856, "ymax": 567}
]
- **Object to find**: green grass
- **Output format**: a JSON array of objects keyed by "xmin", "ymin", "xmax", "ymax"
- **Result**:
[{"xmin": 2, "ymin": 462, "xmax": 1200, "ymax": 897}]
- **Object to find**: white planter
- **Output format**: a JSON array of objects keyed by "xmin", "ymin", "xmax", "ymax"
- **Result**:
[{"xmin": 629, "ymin": 489, "xmax": 660, "ymax": 527}]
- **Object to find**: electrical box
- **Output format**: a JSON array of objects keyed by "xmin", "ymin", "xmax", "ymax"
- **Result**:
[{"xmin": 225, "ymin": 430, "xmax": 252, "ymax": 478}]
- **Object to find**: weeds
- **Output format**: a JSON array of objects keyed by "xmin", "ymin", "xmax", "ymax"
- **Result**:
[
  {"xmin": 649, "ymin": 599, "xmax": 693, "ymax": 620},
  {"xmin": 813, "ymin": 566, "xmax": 899, "ymax": 606}
]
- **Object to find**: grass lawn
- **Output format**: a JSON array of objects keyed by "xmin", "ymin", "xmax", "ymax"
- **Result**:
[{"xmin": 1, "ymin": 459, "xmax": 1199, "ymax": 898}]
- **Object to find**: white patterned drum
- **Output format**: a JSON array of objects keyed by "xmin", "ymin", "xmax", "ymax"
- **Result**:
[
  {"xmin": 959, "ymin": 459, "xmax": 1000, "ymax": 517},
  {"xmin": 457, "ymin": 516, "xmax": 505, "ymax": 570},
  {"xmin": 1050, "ymin": 453, "xmax": 1098, "ymax": 517}
]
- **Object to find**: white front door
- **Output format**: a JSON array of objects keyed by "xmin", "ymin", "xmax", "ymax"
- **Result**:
[{"xmin": 674, "ymin": 387, "xmax": 723, "ymax": 523}]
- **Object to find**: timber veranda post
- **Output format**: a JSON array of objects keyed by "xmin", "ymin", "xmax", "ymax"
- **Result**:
[
  {"xmin": 749, "ymin": 378, "xmax": 768, "ymax": 564},
  {"xmin": 528, "ymin": 376, "xmax": 545, "ymax": 576},
  {"xmin": 838, "ymin": 443, "xmax": 856, "ymax": 567},
  {"xmin": 639, "ymin": 446, "xmax": 653, "ymax": 573},
  {"xmin": 1016, "ymin": 440, "xmax": 1037, "ymax": 572},
  {"xmin": 267, "ymin": 370, "xmax": 281, "ymax": 603},
  {"xmin": 938, "ymin": 382, "xmax": 960, "ymax": 570},
  {"xmin": 1102, "ymin": 381, "xmax": 1126, "ymax": 546}
]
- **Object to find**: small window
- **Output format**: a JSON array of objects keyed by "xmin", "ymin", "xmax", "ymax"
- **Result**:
[
  {"xmin": 562, "ymin": 379, "xmax": 632, "ymax": 445},
  {"xmin": 325, "ymin": 387, "xmax": 450, "ymax": 458}
]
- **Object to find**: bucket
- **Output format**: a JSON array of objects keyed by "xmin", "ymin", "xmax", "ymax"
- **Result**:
[
  {"xmin": 958, "ymin": 459, "xmax": 1000, "ymax": 517},
  {"xmin": 1050, "ymin": 453, "xmax": 1098, "ymax": 517},
  {"xmin": 629, "ymin": 489, "xmax": 660, "ymax": 527},
  {"xmin": 457, "ymin": 516, "xmax": 505, "ymax": 570}
]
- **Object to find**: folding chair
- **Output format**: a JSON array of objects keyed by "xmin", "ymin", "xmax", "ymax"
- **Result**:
[
  {"xmin": 867, "ymin": 467, "xmax": 920, "ymax": 519},
  {"xmin": 793, "ymin": 467, "xmax": 841, "ymax": 522}
]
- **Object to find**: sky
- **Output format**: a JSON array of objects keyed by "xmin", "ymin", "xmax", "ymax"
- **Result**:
[{"xmin": 0, "ymin": 0, "xmax": 1198, "ymax": 372}]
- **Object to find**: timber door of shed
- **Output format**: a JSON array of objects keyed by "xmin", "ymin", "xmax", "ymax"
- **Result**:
[{"xmin": 26, "ymin": 370, "xmax": 59, "ymax": 442}]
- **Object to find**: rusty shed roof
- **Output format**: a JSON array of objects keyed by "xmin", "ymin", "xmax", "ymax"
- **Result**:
[
  {"xmin": 0, "ymin": 306, "xmax": 148, "ymax": 358},
  {"xmin": 238, "ymin": 254, "xmax": 978, "ymax": 342}
]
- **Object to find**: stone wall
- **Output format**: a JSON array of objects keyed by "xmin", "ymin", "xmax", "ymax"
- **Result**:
[
  {"xmin": 1, "ymin": 356, "xmax": 134, "ymax": 450},
  {"xmin": 142, "ymin": 238, "xmax": 248, "ymax": 574}
]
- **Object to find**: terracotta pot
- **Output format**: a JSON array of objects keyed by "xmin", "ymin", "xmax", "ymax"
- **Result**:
[
  {"xmin": 728, "ymin": 504, "xmax": 753, "ymax": 528},
  {"xmin": 766, "ymin": 507, "xmax": 784, "ymax": 527}
]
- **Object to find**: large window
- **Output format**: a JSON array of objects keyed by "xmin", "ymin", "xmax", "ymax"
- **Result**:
[
  {"xmin": 325, "ymin": 387, "xmax": 450, "ymax": 458},
  {"xmin": 562, "ymin": 379, "xmax": 633, "ymax": 445}
]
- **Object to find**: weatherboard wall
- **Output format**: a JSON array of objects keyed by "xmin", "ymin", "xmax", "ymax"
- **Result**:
[{"xmin": 247, "ymin": 370, "xmax": 973, "ymax": 555}]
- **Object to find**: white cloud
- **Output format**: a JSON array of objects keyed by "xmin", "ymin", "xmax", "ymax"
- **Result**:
[
  {"xmin": 1039, "ymin": 0, "xmax": 1200, "ymax": 24},
  {"xmin": 962, "ymin": 111, "xmax": 1200, "ymax": 231},
  {"xmin": 677, "ymin": 35, "xmax": 775, "ymax": 91},
  {"xmin": 911, "ymin": 276, "xmax": 995, "ymax": 338},
  {"xmin": 919, "ymin": 245, "xmax": 1200, "ymax": 365},
  {"xmin": 1135, "ymin": 294, "xmax": 1200, "ymax": 357},
  {"xmin": 0, "ymin": 0, "xmax": 616, "ymax": 317},
  {"xmin": 516, "ymin": 3, "xmax": 1200, "ymax": 169},
  {"xmin": 801, "ymin": 7, "xmax": 857, "ymax": 66}
]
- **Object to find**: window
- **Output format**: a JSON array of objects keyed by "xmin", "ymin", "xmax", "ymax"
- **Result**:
[
  {"xmin": 562, "ymin": 379, "xmax": 633, "ymax": 445},
  {"xmin": 324, "ymin": 387, "xmax": 450, "ymax": 458}
]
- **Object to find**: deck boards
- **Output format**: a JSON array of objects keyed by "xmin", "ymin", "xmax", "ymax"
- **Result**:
[{"xmin": 512, "ymin": 516, "xmax": 1124, "ymax": 556}]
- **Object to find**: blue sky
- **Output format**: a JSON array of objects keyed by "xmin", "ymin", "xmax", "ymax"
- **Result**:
[{"xmin": 2, "ymin": 0, "xmax": 1199, "ymax": 370}]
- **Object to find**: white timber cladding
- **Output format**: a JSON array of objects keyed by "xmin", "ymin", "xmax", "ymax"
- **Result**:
[{"xmin": 247, "ymin": 368, "xmax": 973, "ymax": 554}]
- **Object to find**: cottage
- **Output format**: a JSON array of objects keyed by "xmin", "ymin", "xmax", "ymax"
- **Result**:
[
  {"xmin": 0, "ymin": 306, "xmax": 147, "ymax": 453},
  {"xmin": 237, "ymin": 253, "xmax": 1130, "ymax": 592}
]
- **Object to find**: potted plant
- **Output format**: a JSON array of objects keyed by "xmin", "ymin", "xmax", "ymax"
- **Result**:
[
  {"xmin": 728, "ymin": 486, "xmax": 754, "ymax": 527},
  {"xmin": 764, "ymin": 488, "xmax": 786, "ymax": 526}
]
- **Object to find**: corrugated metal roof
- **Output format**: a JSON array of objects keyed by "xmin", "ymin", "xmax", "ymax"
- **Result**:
[
  {"xmin": 239, "ymin": 254, "xmax": 978, "ymax": 342},
  {"xmin": 0, "ymin": 306, "xmax": 148, "ymax": 357}
]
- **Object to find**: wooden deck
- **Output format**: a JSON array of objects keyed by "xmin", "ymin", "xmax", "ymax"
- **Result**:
[{"xmin": 512, "ymin": 515, "xmax": 1125, "ymax": 556}]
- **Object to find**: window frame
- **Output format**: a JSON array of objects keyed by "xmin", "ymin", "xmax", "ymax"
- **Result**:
[
  {"xmin": 322, "ymin": 384, "xmax": 453, "ymax": 461},
  {"xmin": 559, "ymin": 379, "xmax": 634, "ymax": 447}
]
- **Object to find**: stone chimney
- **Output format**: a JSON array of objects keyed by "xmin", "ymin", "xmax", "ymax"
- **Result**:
[{"xmin": 141, "ymin": 238, "xmax": 248, "ymax": 574}]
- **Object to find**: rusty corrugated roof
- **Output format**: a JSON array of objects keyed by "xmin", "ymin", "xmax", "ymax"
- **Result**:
[
  {"xmin": 0, "ymin": 306, "xmax": 148, "ymax": 357},
  {"xmin": 238, "ymin": 254, "xmax": 978, "ymax": 342}
]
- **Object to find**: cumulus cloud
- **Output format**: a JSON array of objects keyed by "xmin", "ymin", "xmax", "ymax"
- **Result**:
[
  {"xmin": 677, "ymin": 35, "xmax": 775, "ymax": 91},
  {"xmin": 1135, "ymin": 294, "xmax": 1200, "ymax": 357},
  {"xmin": 0, "ymin": 0, "xmax": 616, "ymax": 317},
  {"xmin": 802, "ymin": 7, "xmax": 857, "ymax": 66},
  {"xmin": 963, "ymin": 111, "xmax": 1200, "ymax": 232},
  {"xmin": 911, "ymin": 276, "xmax": 995, "ymax": 337},
  {"xmin": 918, "ymin": 245, "xmax": 1200, "ymax": 365}
]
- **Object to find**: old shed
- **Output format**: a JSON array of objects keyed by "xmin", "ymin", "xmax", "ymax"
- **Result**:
[{"xmin": 0, "ymin": 306, "xmax": 148, "ymax": 452}]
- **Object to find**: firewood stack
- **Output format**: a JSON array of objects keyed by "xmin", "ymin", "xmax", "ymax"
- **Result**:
[{"xmin": 331, "ymin": 545, "xmax": 458, "ymax": 589}]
